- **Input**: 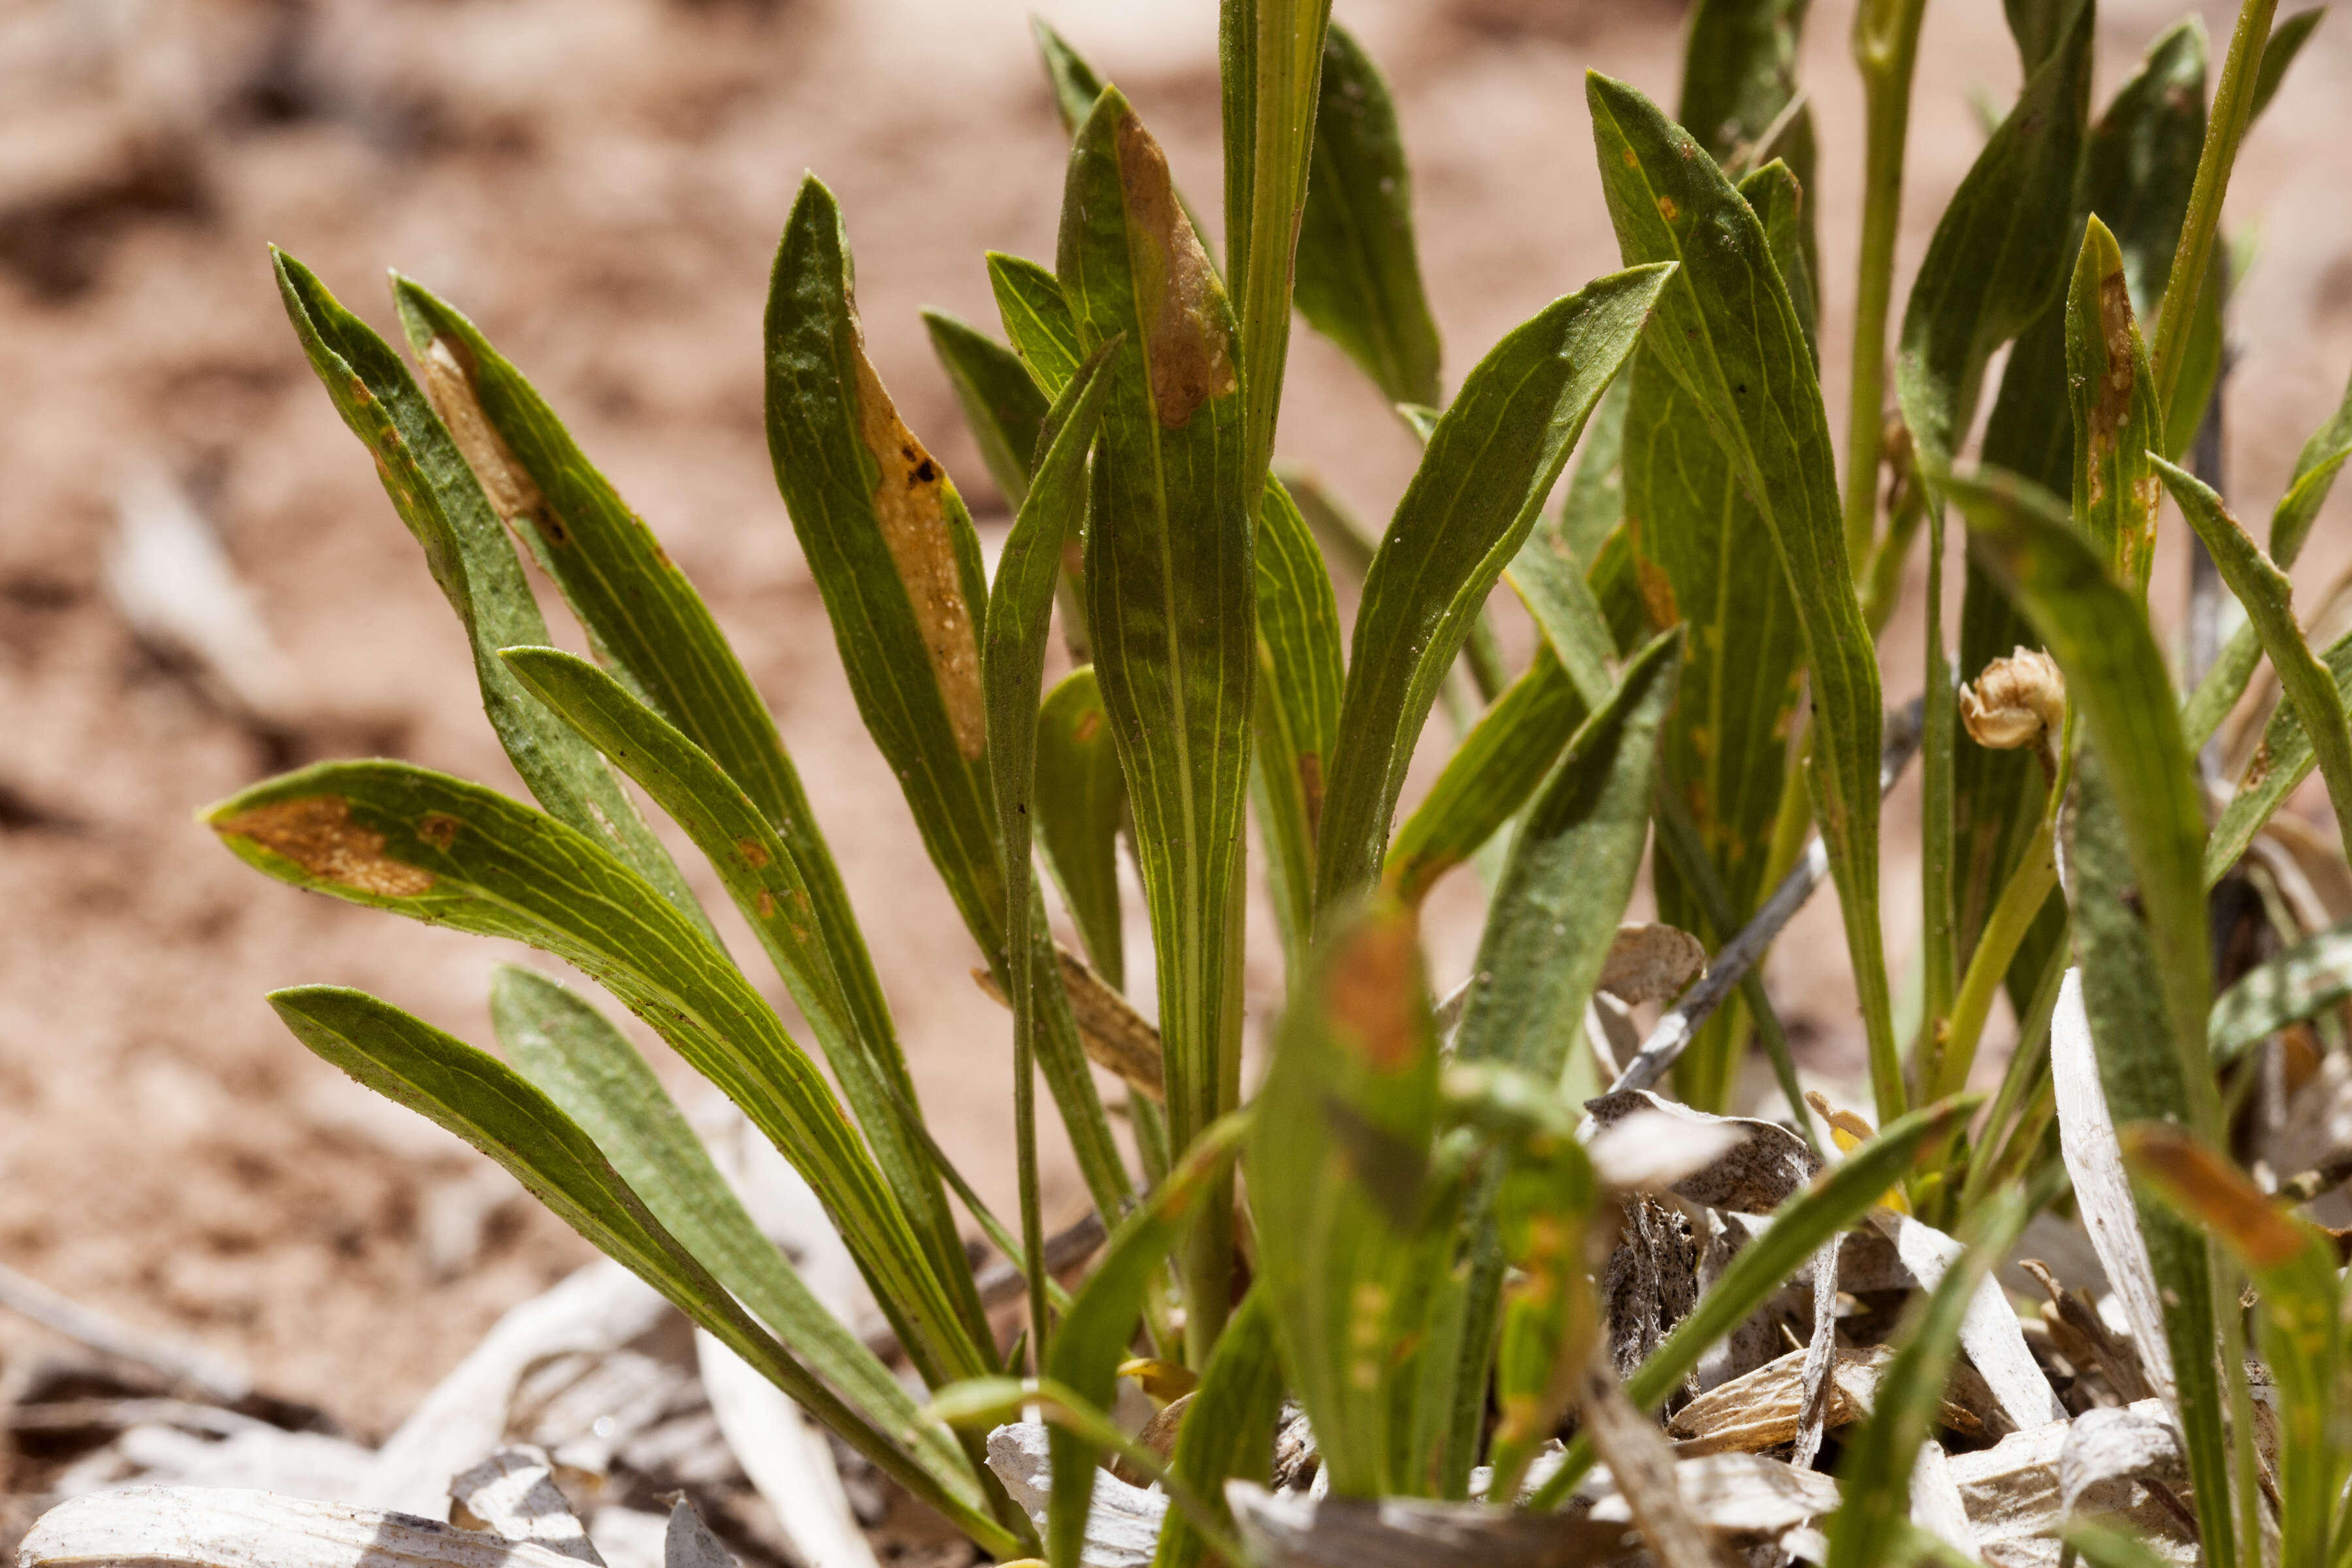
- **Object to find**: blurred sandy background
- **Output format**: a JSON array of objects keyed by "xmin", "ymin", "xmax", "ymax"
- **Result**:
[{"xmin": 2, "ymin": 0, "xmax": 2349, "ymax": 1454}]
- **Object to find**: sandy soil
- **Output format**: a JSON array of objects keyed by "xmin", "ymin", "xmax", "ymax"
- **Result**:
[{"xmin": 3, "ymin": 0, "xmax": 2349, "ymax": 1448}]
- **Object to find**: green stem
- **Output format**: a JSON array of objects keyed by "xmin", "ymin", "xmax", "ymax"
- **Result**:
[
  {"xmin": 1840, "ymin": 0, "xmax": 1929, "ymax": 569},
  {"xmin": 2149, "ymin": 0, "xmax": 2277, "ymax": 418},
  {"xmin": 1932, "ymin": 812, "xmax": 2057, "ymax": 1104}
]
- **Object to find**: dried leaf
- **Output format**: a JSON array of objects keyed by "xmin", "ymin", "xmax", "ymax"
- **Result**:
[
  {"xmin": 1595, "ymin": 923, "xmax": 1707, "ymax": 1005},
  {"xmin": 1584, "ymin": 1090, "xmax": 1821, "ymax": 1213},
  {"xmin": 20, "ymin": 1488, "xmax": 601, "ymax": 1568},
  {"xmin": 448, "ymin": 1446, "xmax": 602, "ymax": 1563},
  {"xmin": 1226, "ymin": 1481, "xmax": 1640, "ymax": 1568},
  {"xmin": 1869, "ymin": 1210, "xmax": 2064, "ymax": 1431},
  {"xmin": 1668, "ymin": 1345, "xmax": 1987, "ymax": 1455}
]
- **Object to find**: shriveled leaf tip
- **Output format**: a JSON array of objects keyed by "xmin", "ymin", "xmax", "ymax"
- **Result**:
[{"xmin": 1110, "ymin": 104, "xmax": 1236, "ymax": 429}]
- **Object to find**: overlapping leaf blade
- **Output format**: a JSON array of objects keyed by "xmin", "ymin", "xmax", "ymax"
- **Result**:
[
  {"xmin": 2206, "ymin": 628, "xmax": 2352, "ymax": 884},
  {"xmin": 1058, "ymin": 88, "xmax": 1256, "ymax": 1353},
  {"xmin": 1586, "ymin": 73, "xmax": 1896, "ymax": 1122},
  {"xmin": 208, "ymin": 760, "xmax": 986, "ymax": 1388},
  {"xmin": 1149, "ymin": 1290, "xmax": 1284, "ymax": 1568},
  {"xmin": 925, "ymin": 310, "xmax": 1050, "ymax": 510},
  {"xmin": 1313, "ymin": 262, "xmax": 1671, "ymax": 910},
  {"xmin": 267, "ymin": 984, "xmax": 1020, "ymax": 1557},
  {"xmin": 487, "ymin": 966, "xmax": 968, "ymax": 1486},
  {"xmin": 271, "ymin": 254, "xmax": 704, "ymax": 932},
  {"xmin": 497, "ymin": 644, "xmax": 990, "ymax": 1348},
  {"xmin": 2064, "ymin": 218, "xmax": 2164, "ymax": 589}
]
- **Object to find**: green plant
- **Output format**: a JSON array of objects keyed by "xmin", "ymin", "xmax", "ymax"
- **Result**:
[{"xmin": 211, "ymin": 0, "xmax": 2352, "ymax": 1562}]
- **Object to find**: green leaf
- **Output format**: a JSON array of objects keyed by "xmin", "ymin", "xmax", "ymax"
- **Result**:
[
  {"xmin": 2249, "ymin": 7, "xmax": 2325, "ymax": 124},
  {"xmin": 1453, "ymin": 630, "xmax": 1680, "ymax": 1086},
  {"xmin": 1676, "ymin": 0, "xmax": 1810, "ymax": 168},
  {"xmin": 208, "ymin": 760, "xmax": 986, "ymax": 1389},
  {"xmin": 497, "ymin": 644, "xmax": 992, "ymax": 1353},
  {"xmin": 2064, "ymin": 1523, "xmax": 2182, "ymax": 1568},
  {"xmin": 1618, "ymin": 158, "xmax": 1816, "ymax": 1110},
  {"xmin": 1036, "ymin": 668, "xmax": 1128, "ymax": 988},
  {"xmin": 1556, "ymin": 372, "xmax": 1633, "ymax": 570},
  {"xmin": 1150, "ymin": 1288, "xmax": 1284, "ymax": 1568},
  {"xmin": 764, "ymin": 176, "xmax": 1004, "ymax": 958},
  {"xmin": 386, "ymin": 272, "xmax": 912, "ymax": 1129},
  {"xmin": 2183, "ymin": 359, "xmax": 2352, "ymax": 748},
  {"xmin": 924, "ymin": 310, "xmax": 1050, "ymax": 510},
  {"xmin": 2065, "ymin": 219, "xmax": 2165, "ymax": 590},
  {"xmin": 2206, "ymin": 629, "xmax": 2352, "ymax": 883},
  {"xmin": 1383, "ymin": 646, "xmax": 1586, "ymax": 907},
  {"xmin": 989, "ymin": 252, "xmax": 1086, "ymax": 397},
  {"xmin": 982, "ymin": 344, "xmax": 1119, "ymax": 1367},
  {"xmin": 2210, "ymin": 917, "xmax": 2352, "ymax": 1062},
  {"xmin": 1247, "ymin": 896, "xmax": 1440, "ymax": 1497},
  {"xmin": 2084, "ymin": 22, "xmax": 2208, "ymax": 324},
  {"xmin": 1253, "ymin": 476, "xmax": 1347, "ymax": 970},
  {"xmin": 1313, "ymin": 262, "xmax": 1672, "ymax": 910},
  {"xmin": 1528, "ymin": 1093, "xmax": 1979, "ymax": 1508},
  {"xmin": 2127, "ymin": 1124, "xmax": 2345, "ymax": 1568},
  {"xmin": 2067, "ymin": 760, "xmax": 2246, "ymax": 1568},
  {"xmin": 1290, "ymin": 22, "xmax": 1442, "ymax": 408},
  {"xmin": 2155, "ymin": 453, "xmax": 2352, "ymax": 839},
  {"xmin": 487, "ymin": 966, "xmax": 968, "ymax": 1487},
  {"xmin": 1946, "ymin": 468, "xmax": 2215, "ymax": 1128},
  {"xmin": 1586, "ymin": 72, "xmax": 1896, "ymax": 1125},
  {"xmin": 267, "ymin": 984, "xmax": 1022, "ymax": 1559},
  {"xmin": 1032, "ymin": 16, "xmax": 1105, "ymax": 132},
  {"xmin": 1896, "ymin": 0, "xmax": 2090, "ymax": 478},
  {"xmin": 1058, "ymin": 89, "xmax": 1256, "ymax": 1355},
  {"xmin": 1044, "ymin": 1118, "xmax": 1248, "ymax": 1568},
  {"xmin": 1823, "ymin": 1188, "xmax": 2033, "ymax": 1568},
  {"xmin": 1221, "ymin": 0, "xmax": 1334, "ymax": 497},
  {"xmin": 270, "ymin": 253, "xmax": 704, "ymax": 936},
  {"xmin": 1486, "ymin": 1126, "xmax": 1602, "ymax": 1503}
]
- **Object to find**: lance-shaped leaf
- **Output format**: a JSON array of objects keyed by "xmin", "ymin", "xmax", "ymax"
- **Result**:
[
  {"xmin": 1313, "ymin": 263, "xmax": 1671, "ymax": 909},
  {"xmin": 2210, "ymin": 917, "xmax": 2352, "ymax": 1062},
  {"xmin": 266, "ymin": 985, "xmax": 1020, "ymax": 1558},
  {"xmin": 2128, "ymin": 1124, "xmax": 2346, "ymax": 1568},
  {"xmin": 386, "ymin": 274, "xmax": 915, "ymax": 1109},
  {"xmin": 2206, "ymin": 627, "xmax": 2352, "ymax": 883},
  {"xmin": 766, "ymin": 182, "xmax": 1132, "ymax": 1223},
  {"xmin": 924, "ymin": 310, "xmax": 1049, "ymax": 509},
  {"xmin": 1033, "ymin": 16, "xmax": 1104, "ymax": 131},
  {"xmin": 2068, "ymin": 760, "xmax": 2246, "ymax": 1568},
  {"xmin": 497, "ymin": 645, "xmax": 990, "ymax": 1348},
  {"xmin": 1618, "ymin": 161, "xmax": 1814, "ymax": 1109},
  {"xmin": 1946, "ymin": 469, "xmax": 2216, "ymax": 1132},
  {"xmin": 1036, "ymin": 668, "xmax": 1127, "ymax": 988},
  {"xmin": 1151, "ymin": 1290, "xmax": 1284, "ymax": 1568},
  {"xmin": 1677, "ymin": 0, "xmax": 1813, "ymax": 174},
  {"xmin": 1453, "ymin": 630, "xmax": 1681, "ymax": 1087},
  {"xmin": 1897, "ymin": 0, "xmax": 2090, "ymax": 479},
  {"xmin": 2184, "ymin": 359, "xmax": 2352, "ymax": 748},
  {"xmin": 270, "ymin": 253, "xmax": 703, "ymax": 932},
  {"xmin": 1044, "ymin": 1119, "xmax": 1247, "ymax": 1568},
  {"xmin": 990, "ymin": 253, "xmax": 1086, "ymax": 398},
  {"xmin": 2156, "ymin": 454, "xmax": 2352, "ymax": 837},
  {"xmin": 1895, "ymin": 2, "xmax": 2089, "ymax": 1088},
  {"xmin": 1290, "ymin": 22, "xmax": 1441, "ymax": 408},
  {"xmin": 1058, "ymin": 89, "xmax": 1256, "ymax": 1353},
  {"xmin": 1384, "ymin": 647, "xmax": 1586, "ymax": 907},
  {"xmin": 2065, "ymin": 219, "xmax": 2164, "ymax": 590},
  {"xmin": 982, "ymin": 345, "xmax": 1117, "ymax": 1365},
  {"xmin": 1221, "ymin": 0, "xmax": 1333, "ymax": 495},
  {"xmin": 1586, "ymin": 73, "xmax": 1895, "ymax": 1124},
  {"xmin": 1254, "ymin": 476, "xmax": 1346, "ymax": 968},
  {"xmin": 208, "ymin": 760, "xmax": 985, "ymax": 1389},
  {"xmin": 1527, "ymin": 1094, "xmax": 1978, "ymax": 1508},
  {"xmin": 1247, "ymin": 897, "xmax": 1440, "ymax": 1497},
  {"xmin": 1823, "ymin": 1188, "xmax": 2034, "ymax": 1568},
  {"xmin": 487, "ymin": 966, "xmax": 969, "ymax": 1488},
  {"xmin": 764, "ymin": 176, "xmax": 1002, "ymax": 953}
]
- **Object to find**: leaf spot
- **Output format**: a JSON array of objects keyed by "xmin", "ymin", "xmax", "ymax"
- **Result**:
[
  {"xmin": 217, "ymin": 795, "xmax": 435, "ymax": 898},
  {"xmin": 416, "ymin": 812, "xmax": 463, "ymax": 849},
  {"xmin": 1113, "ymin": 106, "xmax": 1237, "ymax": 429},
  {"xmin": 736, "ymin": 837, "xmax": 771, "ymax": 870}
]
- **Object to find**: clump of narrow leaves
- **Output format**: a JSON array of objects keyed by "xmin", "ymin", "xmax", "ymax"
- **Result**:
[{"xmin": 208, "ymin": 0, "xmax": 2352, "ymax": 1563}]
